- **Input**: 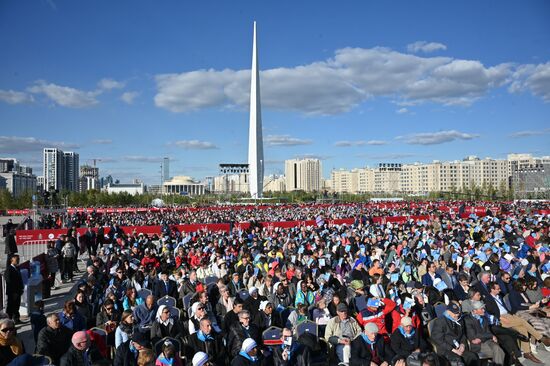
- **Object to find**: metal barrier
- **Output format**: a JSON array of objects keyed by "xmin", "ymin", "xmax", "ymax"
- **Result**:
[{"xmin": 18, "ymin": 240, "xmax": 49, "ymax": 263}]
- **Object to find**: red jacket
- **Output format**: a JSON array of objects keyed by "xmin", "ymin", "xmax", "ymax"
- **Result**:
[
  {"xmin": 356, "ymin": 298, "xmax": 397, "ymax": 336},
  {"xmin": 141, "ymin": 256, "xmax": 159, "ymax": 268}
]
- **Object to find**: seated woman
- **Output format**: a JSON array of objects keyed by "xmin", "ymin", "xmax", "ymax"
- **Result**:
[
  {"xmin": 59, "ymin": 300, "xmax": 86, "ymax": 332},
  {"xmin": 155, "ymin": 339, "xmax": 183, "ymax": 366},
  {"xmin": 122, "ymin": 287, "xmax": 144, "ymax": 311},
  {"xmin": 96, "ymin": 299, "xmax": 121, "ymax": 348},
  {"xmin": 286, "ymin": 303, "xmax": 309, "ymax": 332},
  {"xmin": 0, "ymin": 319, "xmax": 24, "ymax": 365},
  {"xmin": 151, "ymin": 305, "xmax": 183, "ymax": 345},
  {"xmin": 115, "ymin": 310, "xmax": 134, "ymax": 348},
  {"xmin": 509, "ymin": 278, "xmax": 550, "ymax": 337},
  {"xmin": 74, "ymin": 289, "xmax": 93, "ymax": 329},
  {"xmin": 312, "ymin": 299, "xmax": 331, "ymax": 335}
]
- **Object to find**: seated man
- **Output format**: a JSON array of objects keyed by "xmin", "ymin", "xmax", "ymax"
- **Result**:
[
  {"xmin": 390, "ymin": 316, "xmax": 429, "ymax": 359},
  {"xmin": 187, "ymin": 318, "xmax": 226, "ymax": 366},
  {"xmin": 227, "ymin": 310, "xmax": 262, "ymax": 358},
  {"xmin": 36, "ymin": 313, "xmax": 72, "ymax": 366},
  {"xmin": 133, "ymin": 295, "xmax": 158, "ymax": 330},
  {"xmin": 272, "ymin": 327, "xmax": 308, "ymax": 366},
  {"xmin": 430, "ymin": 302, "xmax": 479, "ymax": 366},
  {"xmin": 484, "ymin": 281, "xmax": 550, "ymax": 362},
  {"xmin": 350, "ymin": 322, "xmax": 393, "ymax": 366},
  {"xmin": 463, "ymin": 301, "xmax": 506, "ymax": 366},
  {"xmin": 325, "ymin": 303, "xmax": 362, "ymax": 366}
]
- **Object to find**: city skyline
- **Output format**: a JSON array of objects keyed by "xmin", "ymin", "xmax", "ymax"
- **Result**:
[{"xmin": 1, "ymin": 1, "xmax": 549, "ymax": 184}]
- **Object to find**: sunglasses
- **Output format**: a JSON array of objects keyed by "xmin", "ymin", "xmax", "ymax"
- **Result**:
[
  {"xmin": 197, "ymin": 307, "xmax": 205, "ymax": 311},
  {"xmin": 105, "ymin": 307, "xmax": 114, "ymax": 311},
  {"xmin": 1, "ymin": 328, "xmax": 15, "ymax": 332}
]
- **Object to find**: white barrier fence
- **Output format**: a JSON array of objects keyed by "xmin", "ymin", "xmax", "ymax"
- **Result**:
[{"xmin": 18, "ymin": 240, "xmax": 49, "ymax": 263}]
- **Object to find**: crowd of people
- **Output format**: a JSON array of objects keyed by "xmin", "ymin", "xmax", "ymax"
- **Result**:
[
  {"xmin": 1, "ymin": 200, "xmax": 550, "ymax": 366},
  {"xmin": 31, "ymin": 201, "xmax": 536, "ymax": 230}
]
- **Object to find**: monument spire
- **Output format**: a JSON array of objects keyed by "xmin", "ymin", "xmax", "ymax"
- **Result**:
[{"xmin": 248, "ymin": 21, "xmax": 264, "ymax": 198}]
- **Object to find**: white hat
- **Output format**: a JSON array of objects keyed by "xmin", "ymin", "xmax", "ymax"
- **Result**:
[
  {"xmin": 249, "ymin": 287, "xmax": 258, "ymax": 295},
  {"xmin": 259, "ymin": 300, "xmax": 271, "ymax": 311},
  {"xmin": 191, "ymin": 302, "xmax": 203, "ymax": 316},
  {"xmin": 242, "ymin": 338, "xmax": 258, "ymax": 353},
  {"xmin": 192, "ymin": 351, "xmax": 209, "ymax": 366}
]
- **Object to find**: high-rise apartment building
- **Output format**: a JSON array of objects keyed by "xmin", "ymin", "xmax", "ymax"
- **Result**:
[
  {"xmin": 0, "ymin": 158, "xmax": 37, "ymax": 197},
  {"xmin": 79, "ymin": 165, "xmax": 99, "ymax": 192},
  {"xmin": 163, "ymin": 157, "xmax": 170, "ymax": 182},
  {"xmin": 43, "ymin": 148, "xmax": 79, "ymax": 192},
  {"xmin": 285, "ymin": 158, "xmax": 322, "ymax": 192},
  {"xmin": 64, "ymin": 152, "xmax": 79, "ymax": 192}
]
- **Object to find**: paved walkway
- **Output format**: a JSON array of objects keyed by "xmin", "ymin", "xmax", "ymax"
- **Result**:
[{"xmin": 15, "ymin": 259, "xmax": 87, "ymax": 354}]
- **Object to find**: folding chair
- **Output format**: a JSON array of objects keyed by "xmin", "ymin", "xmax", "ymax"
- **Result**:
[
  {"xmin": 138, "ymin": 288, "xmax": 152, "ymax": 301},
  {"xmin": 434, "ymin": 302, "xmax": 447, "ymax": 318},
  {"xmin": 205, "ymin": 275, "xmax": 219, "ymax": 286},
  {"xmin": 32, "ymin": 354, "xmax": 53, "ymax": 366},
  {"xmin": 263, "ymin": 326, "xmax": 283, "ymax": 346},
  {"xmin": 296, "ymin": 320, "xmax": 318, "ymax": 338},
  {"xmin": 158, "ymin": 295, "xmax": 177, "ymax": 308},
  {"xmin": 182, "ymin": 293, "xmax": 193, "ymax": 311},
  {"xmin": 168, "ymin": 306, "xmax": 181, "ymax": 320},
  {"xmin": 426, "ymin": 320, "xmax": 439, "ymax": 354},
  {"xmin": 238, "ymin": 289, "xmax": 250, "ymax": 301}
]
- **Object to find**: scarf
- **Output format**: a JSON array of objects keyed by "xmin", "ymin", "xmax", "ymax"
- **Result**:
[
  {"xmin": 472, "ymin": 314, "xmax": 484, "ymax": 326},
  {"xmin": 0, "ymin": 335, "xmax": 24, "ymax": 357},
  {"xmin": 361, "ymin": 334, "xmax": 376, "ymax": 350},
  {"xmin": 120, "ymin": 321, "xmax": 133, "ymax": 336},
  {"xmin": 157, "ymin": 355, "xmax": 174, "ymax": 366},
  {"xmin": 398, "ymin": 326, "xmax": 416, "ymax": 339},
  {"xmin": 444, "ymin": 311, "xmax": 461, "ymax": 326},
  {"xmin": 197, "ymin": 330, "xmax": 214, "ymax": 342},
  {"xmin": 238, "ymin": 350, "xmax": 258, "ymax": 362}
]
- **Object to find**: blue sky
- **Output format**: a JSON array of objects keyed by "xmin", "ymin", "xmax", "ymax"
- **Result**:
[{"xmin": 1, "ymin": 0, "xmax": 549, "ymax": 184}]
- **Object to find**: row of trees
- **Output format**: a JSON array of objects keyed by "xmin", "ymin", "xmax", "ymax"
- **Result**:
[{"xmin": 0, "ymin": 181, "xmax": 548, "ymax": 210}]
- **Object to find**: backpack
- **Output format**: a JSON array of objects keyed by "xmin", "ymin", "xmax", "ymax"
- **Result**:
[{"xmin": 63, "ymin": 244, "xmax": 75, "ymax": 258}]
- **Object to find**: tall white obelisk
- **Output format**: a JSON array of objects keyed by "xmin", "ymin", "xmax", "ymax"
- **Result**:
[{"xmin": 248, "ymin": 21, "xmax": 264, "ymax": 199}]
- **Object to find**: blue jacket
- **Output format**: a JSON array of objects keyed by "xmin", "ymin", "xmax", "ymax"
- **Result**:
[
  {"xmin": 58, "ymin": 311, "xmax": 86, "ymax": 332},
  {"xmin": 133, "ymin": 303, "xmax": 157, "ymax": 329}
]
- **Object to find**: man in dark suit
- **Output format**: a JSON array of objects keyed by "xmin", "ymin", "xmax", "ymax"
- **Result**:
[
  {"xmin": 421, "ymin": 262, "xmax": 441, "ymax": 287},
  {"xmin": 187, "ymin": 318, "xmax": 226, "ymax": 366},
  {"xmin": 154, "ymin": 270, "xmax": 178, "ymax": 299},
  {"xmin": 4, "ymin": 254, "xmax": 24, "ymax": 323},
  {"xmin": 430, "ymin": 302, "xmax": 479, "ymax": 366},
  {"xmin": 350, "ymin": 322, "xmax": 393, "ymax": 366},
  {"xmin": 472, "ymin": 271, "xmax": 491, "ymax": 299},
  {"xmin": 463, "ymin": 301, "xmax": 505, "ymax": 366}
]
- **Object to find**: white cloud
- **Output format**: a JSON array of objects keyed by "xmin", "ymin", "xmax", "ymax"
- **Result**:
[
  {"xmin": 509, "ymin": 128, "xmax": 550, "ymax": 138},
  {"xmin": 294, "ymin": 154, "xmax": 331, "ymax": 160},
  {"xmin": 396, "ymin": 108, "xmax": 409, "ymax": 114},
  {"xmin": 121, "ymin": 91, "xmax": 139, "ymax": 104},
  {"xmin": 407, "ymin": 41, "xmax": 447, "ymax": 53},
  {"xmin": 0, "ymin": 90, "xmax": 34, "ymax": 105},
  {"xmin": 396, "ymin": 130, "xmax": 479, "ymax": 145},
  {"xmin": 359, "ymin": 153, "xmax": 418, "ymax": 160},
  {"xmin": 0, "ymin": 136, "xmax": 79, "ymax": 153},
  {"xmin": 510, "ymin": 62, "xmax": 550, "ymax": 102},
  {"xmin": 334, "ymin": 140, "xmax": 366, "ymax": 147},
  {"xmin": 97, "ymin": 78, "xmax": 125, "ymax": 90},
  {"xmin": 28, "ymin": 81, "xmax": 99, "ymax": 108},
  {"xmin": 123, "ymin": 156, "xmax": 166, "ymax": 163},
  {"xmin": 91, "ymin": 139, "xmax": 113, "ymax": 144},
  {"xmin": 172, "ymin": 140, "xmax": 218, "ymax": 149},
  {"xmin": 265, "ymin": 135, "xmax": 313, "ymax": 146},
  {"xmin": 154, "ymin": 46, "xmax": 515, "ymax": 114},
  {"xmin": 366, "ymin": 140, "xmax": 388, "ymax": 145}
]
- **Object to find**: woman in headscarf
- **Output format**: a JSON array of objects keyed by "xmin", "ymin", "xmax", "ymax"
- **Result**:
[
  {"xmin": 115, "ymin": 310, "xmax": 134, "ymax": 348},
  {"xmin": 150, "ymin": 305, "xmax": 183, "ymax": 345},
  {"xmin": 59, "ymin": 300, "xmax": 86, "ymax": 332},
  {"xmin": 294, "ymin": 280, "xmax": 315, "ymax": 309},
  {"xmin": 0, "ymin": 318, "xmax": 24, "ymax": 365}
]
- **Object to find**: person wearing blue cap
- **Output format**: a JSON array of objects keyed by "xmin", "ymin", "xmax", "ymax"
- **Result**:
[{"xmin": 430, "ymin": 302, "xmax": 479, "ymax": 366}]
